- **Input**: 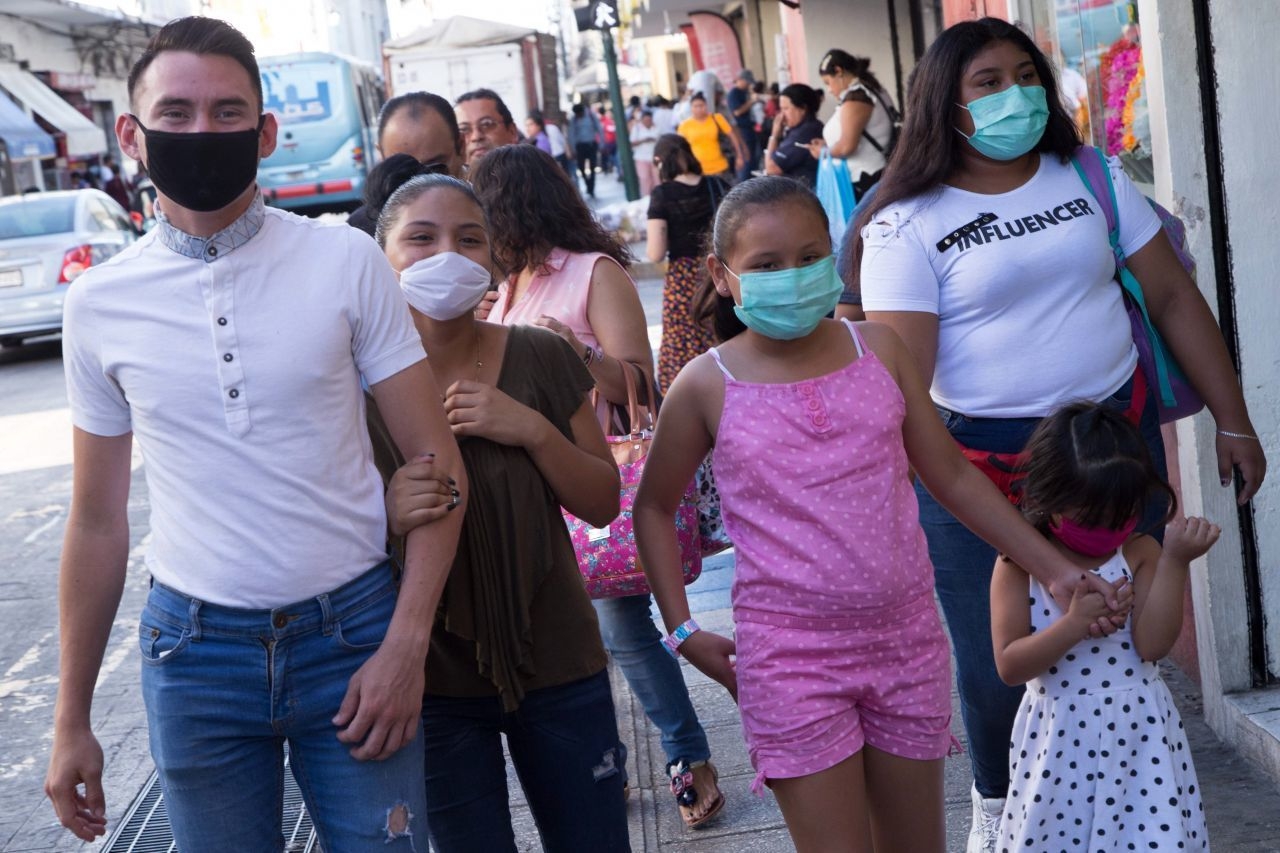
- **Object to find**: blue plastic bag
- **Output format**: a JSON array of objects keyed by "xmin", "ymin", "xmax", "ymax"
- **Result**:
[{"xmin": 816, "ymin": 151, "xmax": 856, "ymax": 250}]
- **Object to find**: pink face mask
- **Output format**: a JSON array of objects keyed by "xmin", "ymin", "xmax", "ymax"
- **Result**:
[{"xmin": 1049, "ymin": 516, "xmax": 1138, "ymax": 557}]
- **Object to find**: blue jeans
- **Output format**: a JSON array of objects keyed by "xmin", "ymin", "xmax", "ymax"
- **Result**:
[
  {"xmin": 421, "ymin": 670, "xmax": 630, "ymax": 852},
  {"xmin": 139, "ymin": 562, "xmax": 425, "ymax": 853},
  {"xmin": 593, "ymin": 594, "xmax": 711, "ymax": 770},
  {"xmin": 919, "ymin": 375, "xmax": 1167, "ymax": 799}
]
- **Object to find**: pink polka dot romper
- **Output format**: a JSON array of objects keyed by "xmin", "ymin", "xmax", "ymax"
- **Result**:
[{"xmin": 709, "ymin": 320, "xmax": 954, "ymax": 792}]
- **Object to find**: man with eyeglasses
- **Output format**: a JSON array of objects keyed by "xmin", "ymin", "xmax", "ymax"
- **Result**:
[{"xmin": 454, "ymin": 88, "xmax": 521, "ymax": 169}]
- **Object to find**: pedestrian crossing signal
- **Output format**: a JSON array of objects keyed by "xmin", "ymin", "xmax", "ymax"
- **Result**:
[{"xmin": 575, "ymin": 0, "xmax": 619, "ymax": 31}]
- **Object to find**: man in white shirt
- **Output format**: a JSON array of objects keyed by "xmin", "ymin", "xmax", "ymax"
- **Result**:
[
  {"xmin": 43, "ymin": 17, "xmax": 465, "ymax": 852},
  {"xmin": 544, "ymin": 117, "xmax": 576, "ymax": 185}
]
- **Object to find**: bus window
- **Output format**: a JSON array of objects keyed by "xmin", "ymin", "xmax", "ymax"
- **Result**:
[{"xmin": 262, "ymin": 61, "xmax": 344, "ymax": 125}]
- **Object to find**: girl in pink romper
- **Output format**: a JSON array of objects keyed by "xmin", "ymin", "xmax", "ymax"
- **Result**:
[{"xmin": 634, "ymin": 177, "xmax": 1096, "ymax": 852}]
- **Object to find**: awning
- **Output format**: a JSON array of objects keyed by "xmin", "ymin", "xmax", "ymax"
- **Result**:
[
  {"xmin": 632, "ymin": 0, "xmax": 715, "ymax": 39},
  {"xmin": 0, "ymin": 92, "xmax": 56, "ymax": 160},
  {"xmin": 384, "ymin": 15, "xmax": 538, "ymax": 53},
  {"xmin": 0, "ymin": 65, "xmax": 107, "ymax": 157},
  {"xmin": 570, "ymin": 62, "xmax": 653, "ymax": 92}
]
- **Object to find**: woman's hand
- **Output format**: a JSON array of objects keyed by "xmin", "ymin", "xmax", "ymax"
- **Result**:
[
  {"xmin": 444, "ymin": 379, "xmax": 539, "ymax": 447},
  {"xmin": 1046, "ymin": 570, "xmax": 1129, "ymax": 637},
  {"xmin": 806, "ymin": 138, "xmax": 825, "ymax": 159},
  {"xmin": 474, "ymin": 290, "xmax": 498, "ymax": 321},
  {"xmin": 533, "ymin": 314, "xmax": 587, "ymax": 360},
  {"xmin": 679, "ymin": 630, "xmax": 738, "ymax": 701},
  {"xmin": 386, "ymin": 453, "xmax": 459, "ymax": 536},
  {"xmin": 1216, "ymin": 432, "xmax": 1266, "ymax": 504},
  {"xmin": 1063, "ymin": 577, "xmax": 1112, "ymax": 636}
]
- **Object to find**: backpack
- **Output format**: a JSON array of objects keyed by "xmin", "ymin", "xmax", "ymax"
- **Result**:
[
  {"xmin": 858, "ymin": 84, "xmax": 902, "ymax": 161},
  {"xmin": 1070, "ymin": 145, "xmax": 1204, "ymax": 423}
]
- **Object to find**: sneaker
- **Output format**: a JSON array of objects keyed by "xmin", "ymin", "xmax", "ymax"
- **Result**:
[{"xmin": 966, "ymin": 783, "xmax": 1003, "ymax": 853}]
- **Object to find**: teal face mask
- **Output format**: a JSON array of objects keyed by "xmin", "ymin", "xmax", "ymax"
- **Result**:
[
  {"xmin": 957, "ymin": 84, "xmax": 1049, "ymax": 160},
  {"xmin": 723, "ymin": 255, "xmax": 844, "ymax": 340}
]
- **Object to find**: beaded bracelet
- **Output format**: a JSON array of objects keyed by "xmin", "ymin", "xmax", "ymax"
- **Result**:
[
  {"xmin": 1218, "ymin": 429, "xmax": 1260, "ymax": 441},
  {"xmin": 661, "ymin": 618, "xmax": 701, "ymax": 658}
]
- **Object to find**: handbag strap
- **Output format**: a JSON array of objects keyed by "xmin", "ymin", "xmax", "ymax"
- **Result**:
[{"xmin": 1071, "ymin": 145, "xmax": 1178, "ymax": 407}]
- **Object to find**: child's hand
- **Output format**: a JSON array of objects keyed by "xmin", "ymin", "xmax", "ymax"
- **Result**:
[
  {"xmin": 1065, "ymin": 577, "xmax": 1111, "ymax": 634},
  {"xmin": 679, "ymin": 631, "xmax": 738, "ymax": 702},
  {"xmin": 1163, "ymin": 516, "xmax": 1221, "ymax": 563}
]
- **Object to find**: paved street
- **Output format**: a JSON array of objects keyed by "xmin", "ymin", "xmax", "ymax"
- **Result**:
[{"xmin": 3, "ymin": 177, "xmax": 1280, "ymax": 850}]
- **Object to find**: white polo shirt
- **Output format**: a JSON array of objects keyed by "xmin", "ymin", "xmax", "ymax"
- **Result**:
[{"xmin": 63, "ymin": 194, "xmax": 427, "ymax": 608}]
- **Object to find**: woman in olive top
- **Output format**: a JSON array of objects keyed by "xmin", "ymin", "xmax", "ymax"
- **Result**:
[{"xmin": 377, "ymin": 171, "xmax": 630, "ymax": 853}]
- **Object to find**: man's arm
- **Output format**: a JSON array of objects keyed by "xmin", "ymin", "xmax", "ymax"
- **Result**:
[
  {"xmin": 333, "ymin": 360, "xmax": 466, "ymax": 760},
  {"xmin": 45, "ymin": 428, "xmax": 134, "ymax": 841}
]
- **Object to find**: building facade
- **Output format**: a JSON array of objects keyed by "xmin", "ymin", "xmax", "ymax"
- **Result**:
[{"xmin": 0, "ymin": 1, "xmax": 158, "ymax": 192}]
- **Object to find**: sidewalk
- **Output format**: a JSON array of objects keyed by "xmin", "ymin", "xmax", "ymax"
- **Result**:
[{"xmin": 562, "ymin": 551, "xmax": 1280, "ymax": 852}]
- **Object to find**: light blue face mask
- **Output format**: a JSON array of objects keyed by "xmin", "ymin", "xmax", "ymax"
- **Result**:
[
  {"xmin": 722, "ymin": 255, "xmax": 844, "ymax": 340},
  {"xmin": 957, "ymin": 84, "xmax": 1049, "ymax": 161}
]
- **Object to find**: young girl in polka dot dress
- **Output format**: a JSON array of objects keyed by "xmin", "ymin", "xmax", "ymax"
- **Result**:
[
  {"xmin": 992, "ymin": 402, "xmax": 1218, "ymax": 852},
  {"xmin": 634, "ymin": 177, "xmax": 1109, "ymax": 853}
]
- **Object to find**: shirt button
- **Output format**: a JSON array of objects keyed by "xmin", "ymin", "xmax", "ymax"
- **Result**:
[
  {"xmin": 217, "ymin": 317, "xmax": 228, "ymax": 326},
  {"xmin": 223, "ymin": 353, "xmax": 233, "ymax": 362},
  {"xmin": 273, "ymin": 613, "xmax": 288, "ymax": 629},
  {"xmin": 206, "ymin": 245, "xmax": 217, "ymax": 257},
  {"xmin": 228, "ymin": 389, "xmax": 239, "ymax": 399}
]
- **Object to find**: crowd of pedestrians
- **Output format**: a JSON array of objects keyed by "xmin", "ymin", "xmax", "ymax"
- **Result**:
[{"xmin": 42, "ymin": 13, "xmax": 1267, "ymax": 853}]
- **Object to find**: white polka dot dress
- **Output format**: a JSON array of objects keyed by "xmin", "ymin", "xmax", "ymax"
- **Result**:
[{"xmin": 999, "ymin": 550, "xmax": 1208, "ymax": 851}]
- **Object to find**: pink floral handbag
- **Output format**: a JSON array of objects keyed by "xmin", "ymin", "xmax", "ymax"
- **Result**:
[{"xmin": 563, "ymin": 363, "xmax": 702, "ymax": 599}]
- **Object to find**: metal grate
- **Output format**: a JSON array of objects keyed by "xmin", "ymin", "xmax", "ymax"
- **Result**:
[{"xmin": 104, "ymin": 751, "xmax": 319, "ymax": 852}]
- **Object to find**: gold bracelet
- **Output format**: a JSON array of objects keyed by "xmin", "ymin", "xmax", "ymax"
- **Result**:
[{"xmin": 1217, "ymin": 429, "xmax": 1260, "ymax": 441}]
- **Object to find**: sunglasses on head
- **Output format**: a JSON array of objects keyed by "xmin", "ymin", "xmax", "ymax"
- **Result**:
[{"xmin": 418, "ymin": 161, "xmax": 450, "ymax": 176}]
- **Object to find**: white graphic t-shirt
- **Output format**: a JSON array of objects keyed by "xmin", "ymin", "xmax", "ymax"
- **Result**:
[{"xmin": 859, "ymin": 153, "xmax": 1162, "ymax": 417}]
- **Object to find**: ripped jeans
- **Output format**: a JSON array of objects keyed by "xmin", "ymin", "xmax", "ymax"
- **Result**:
[
  {"xmin": 139, "ymin": 562, "xmax": 425, "ymax": 852},
  {"xmin": 421, "ymin": 669, "xmax": 631, "ymax": 852}
]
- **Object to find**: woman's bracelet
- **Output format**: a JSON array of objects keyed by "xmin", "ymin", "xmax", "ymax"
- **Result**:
[
  {"xmin": 661, "ymin": 618, "xmax": 701, "ymax": 658},
  {"xmin": 1218, "ymin": 429, "xmax": 1260, "ymax": 441}
]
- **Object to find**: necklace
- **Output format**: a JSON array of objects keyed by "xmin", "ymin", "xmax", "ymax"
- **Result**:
[
  {"xmin": 439, "ymin": 325, "xmax": 485, "ymax": 402},
  {"xmin": 471, "ymin": 324, "xmax": 483, "ymax": 380}
]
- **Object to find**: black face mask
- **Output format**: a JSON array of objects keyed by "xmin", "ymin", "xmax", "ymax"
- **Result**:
[{"xmin": 132, "ymin": 115, "xmax": 265, "ymax": 213}]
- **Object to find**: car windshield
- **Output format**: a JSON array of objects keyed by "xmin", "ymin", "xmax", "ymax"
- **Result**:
[{"xmin": 0, "ymin": 197, "xmax": 75, "ymax": 239}]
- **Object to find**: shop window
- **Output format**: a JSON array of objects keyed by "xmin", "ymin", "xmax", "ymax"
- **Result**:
[{"xmin": 1013, "ymin": 0, "xmax": 1151, "ymax": 184}]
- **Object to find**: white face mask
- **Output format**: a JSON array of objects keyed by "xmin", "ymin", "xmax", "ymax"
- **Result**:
[{"xmin": 398, "ymin": 251, "xmax": 493, "ymax": 320}]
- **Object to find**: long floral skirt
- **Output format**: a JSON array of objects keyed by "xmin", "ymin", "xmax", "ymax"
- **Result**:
[{"xmin": 658, "ymin": 255, "xmax": 714, "ymax": 394}]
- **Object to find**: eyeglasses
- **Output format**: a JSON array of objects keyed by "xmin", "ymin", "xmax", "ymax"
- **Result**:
[
  {"xmin": 458, "ymin": 117, "xmax": 502, "ymax": 136},
  {"xmin": 418, "ymin": 160, "xmax": 450, "ymax": 176}
]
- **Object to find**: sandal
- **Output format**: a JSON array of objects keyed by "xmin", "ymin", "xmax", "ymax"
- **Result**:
[{"xmin": 668, "ymin": 758, "xmax": 725, "ymax": 829}]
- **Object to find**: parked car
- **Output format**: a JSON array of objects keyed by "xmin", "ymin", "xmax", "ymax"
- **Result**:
[{"xmin": 0, "ymin": 189, "xmax": 138, "ymax": 347}]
